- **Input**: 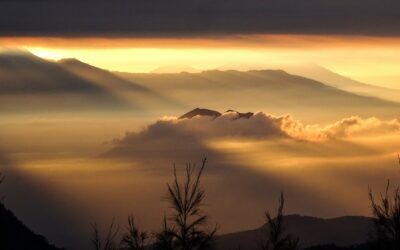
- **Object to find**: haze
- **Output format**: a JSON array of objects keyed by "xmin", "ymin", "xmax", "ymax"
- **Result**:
[{"xmin": 1, "ymin": 1, "xmax": 400, "ymax": 249}]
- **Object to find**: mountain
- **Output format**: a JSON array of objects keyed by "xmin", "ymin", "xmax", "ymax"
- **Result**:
[
  {"xmin": 0, "ymin": 202, "xmax": 63, "ymax": 250},
  {"xmin": 216, "ymin": 64, "xmax": 400, "ymax": 103},
  {"xmin": 0, "ymin": 49, "xmax": 130, "ymax": 112},
  {"xmin": 117, "ymin": 69, "xmax": 400, "ymax": 122},
  {"xmin": 58, "ymin": 58, "xmax": 182, "ymax": 110},
  {"xmin": 225, "ymin": 109, "xmax": 254, "ymax": 119},
  {"xmin": 179, "ymin": 108, "xmax": 222, "ymax": 119},
  {"xmin": 58, "ymin": 58, "xmax": 149, "ymax": 92},
  {"xmin": 282, "ymin": 64, "xmax": 400, "ymax": 103},
  {"xmin": 151, "ymin": 65, "xmax": 201, "ymax": 74},
  {"xmin": 179, "ymin": 108, "xmax": 255, "ymax": 120},
  {"xmin": 215, "ymin": 215, "xmax": 373, "ymax": 250},
  {"xmin": 0, "ymin": 50, "xmax": 102, "ymax": 94},
  {"xmin": 0, "ymin": 49, "xmax": 177, "ymax": 113}
]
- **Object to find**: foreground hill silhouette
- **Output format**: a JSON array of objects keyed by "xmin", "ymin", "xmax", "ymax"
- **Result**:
[
  {"xmin": 0, "ymin": 203, "xmax": 62, "ymax": 250},
  {"xmin": 215, "ymin": 215, "xmax": 373, "ymax": 250}
]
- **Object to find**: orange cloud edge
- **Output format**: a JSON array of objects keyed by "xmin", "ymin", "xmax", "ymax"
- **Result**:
[{"xmin": 1, "ymin": 35, "xmax": 400, "ymax": 49}]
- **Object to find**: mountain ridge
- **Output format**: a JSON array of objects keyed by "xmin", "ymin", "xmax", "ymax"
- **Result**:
[
  {"xmin": 0, "ymin": 50, "xmax": 178, "ymax": 112},
  {"xmin": 215, "ymin": 214, "xmax": 373, "ymax": 250},
  {"xmin": 117, "ymin": 69, "xmax": 400, "ymax": 122}
]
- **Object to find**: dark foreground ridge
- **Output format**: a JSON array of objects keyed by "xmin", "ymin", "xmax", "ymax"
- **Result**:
[
  {"xmin": 0, "ymin": 203, "xmax": 62, "ymax": 250},
  {"xmin": 215, "ymin": 215, "xmax": 373, "ymax": 250}
]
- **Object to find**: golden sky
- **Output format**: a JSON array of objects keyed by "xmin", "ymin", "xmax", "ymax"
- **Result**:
[{"xmin": 1, "ymin": 35, "xmax": 400, "ymax": 89}]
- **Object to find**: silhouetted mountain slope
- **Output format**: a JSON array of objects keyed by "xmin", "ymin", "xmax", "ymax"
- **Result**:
[
  {"xmin": 0, "ymin": 49, "xmax": 130, "ymax": 112},
  {"xmin": 0, "ymin": 50, "xmax": 181, "ymax": 113},
  {"xmin": 117, "ymin": 70, "xmax": 400, "ymax": 122},
  {"xmin": 58, "ymin": 58, "xmax": 182, "ymax": 110},
  {"xmin": 0, "ymin": 50, "xmax": 105, "ymax": 94},
  {"xmin": 59, "ymin": 58, "xmax": 149, "ymax": 92},
  {"xmin": 215, "ymin": 215, "xmax": 373, "ymax": 250},
  {"xmin": 0, "ymin": 203, "xmax": 62, "ymax": 250}
]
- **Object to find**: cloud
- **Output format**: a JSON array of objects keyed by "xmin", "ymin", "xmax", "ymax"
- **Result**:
[
  {"xmin": 319, "ymin": 116, "xmax": 400, "ymax": 138},
  {"xmin": 107, "ymin": 112, "xmax": 286, "ymax": 155},
  {"xmin": 106, "ymin": 110, "xmax": 400, "ymax": 161},
  {"xmin": 290, "ymin": 116, "xmax": 400, "ymax": 140},
  {"xmin": 0, "ymin": 0, "xmax": 400, "ymax": 37},
  {"xmin": 102, "ymin": 110, "xmax": 400, "ymax": 233}
]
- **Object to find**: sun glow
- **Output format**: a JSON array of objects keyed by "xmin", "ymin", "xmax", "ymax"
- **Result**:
[
  {"xmin": 1, "ymin": 35, "xmax": 398, "ymax": 89},
  {"xmin": 30, "ymin": 49, "xmax": 63, "ymax": 61}
]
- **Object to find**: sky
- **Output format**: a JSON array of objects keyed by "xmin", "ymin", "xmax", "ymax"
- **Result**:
[
  {"xmin": 0, "ymin": 36, "xmax": 399, "ymax": 89},
  {"xmin": 2, "ymin": 2, "xmax": 400, "ymax": 248},
  {"xmin": 1, "ymin": 0, "xmax": 400, "ymax": 37},
  {"xmin": 0, "ymin": 0, "xmax": 400, "ymax": 88}
]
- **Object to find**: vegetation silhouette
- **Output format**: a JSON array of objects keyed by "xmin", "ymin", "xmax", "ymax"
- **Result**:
[
  {"xmin": 260, "ymin": 192, "xmax": 299, "ymax": 250},
  {"xmin": 120, "ymin": 215, "xmax": 149, "ymax": 250},
  {"xmin": 6, "ymin": 154, "xmax": 400, "ymax": 250},
  {"xmin": 153, "ymin": 157, "xmax": 217, "ymax": 250},
  {"xmin": 91, "ymin": 218, "xmax": 119, "ymax": 250},
  {"xmin": 153, "ymin": 214, "xmax": 176, "ymax": 250},
  {"xmin": 368, "ymin": 157, "xmax": 400, "ymax": 250}
]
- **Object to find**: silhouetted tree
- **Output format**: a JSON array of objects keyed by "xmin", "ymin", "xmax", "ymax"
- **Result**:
[
  {"xmin": 261, "ymin": 192, "xmax": 299, "ymax": 250},
  {"xmin": 154, "ymin": 157, "xmax": 216, "ymax": 250},
  {"xmin": 91, "ymin": 218, "xmax": 119, "ymax": 250},
  {"xmin": 120, "ymin": 214, "xmax": 148, "ymax": 250}
]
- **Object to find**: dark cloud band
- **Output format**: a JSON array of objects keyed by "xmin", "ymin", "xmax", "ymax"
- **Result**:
[{"xmin": 0, "ymin": 0, "xmax": 399, "ymax": 37}]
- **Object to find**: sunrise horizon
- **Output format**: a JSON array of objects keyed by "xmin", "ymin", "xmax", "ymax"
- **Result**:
[{"xmin": 1, "ymin": 1, "xmax": 400, "ymax": 250}]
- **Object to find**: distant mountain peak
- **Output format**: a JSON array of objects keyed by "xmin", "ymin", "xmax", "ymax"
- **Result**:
[
  {"xmin": 179, "ymin": 108, "xmax": 222, "ymax": 119},
  {"xmin": 151, "ymin": 65, "xmax": 201, "ymax": 74},
  {"xmin": 58, "ymin": 58, "xmax": 82, "ymax": 64},
  {"xmin": 224, "ymin": 110, "xmax": 254, "ymax": 119},
  {"xmin": 0, "ymin": 48, "xmax": 33, "ymax": 56},
  {"xmin": 58, "ymin": 58, "xmax": 95, "ymax": 69},
  {"xmin": 179, "ymin": 108, "xmax": 255, "ymax": 120}
]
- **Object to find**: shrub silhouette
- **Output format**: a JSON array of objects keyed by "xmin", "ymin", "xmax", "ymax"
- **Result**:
[
  {"xmin": 261, "ymin": 192, "xmax": 299, "ymax": 250},
  {"xmin": 153, "ymin": 215, "xmax": 175, "ymax": 250},
  {"xmin": 91, "ymin": 218, "xmax": 119, "ymax": 250},
  {"xmin": 154, "ymin": 157, "xmax": 216, "ymax": 250},
  {"xmin": 369, "ymin": 179, "xmax": 400, "ymax": 249},
  {"xmin": 120, "ymin": 214, "xmax": 148, "ymax": 250}
]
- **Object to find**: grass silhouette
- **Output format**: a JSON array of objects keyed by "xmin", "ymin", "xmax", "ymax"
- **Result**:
[
  {"xmin": 261, "ymin": 192, "xmax": 299, "ymax": 250},
  {"xmin": 153, "ymin": 157, "xmax": 217, "ymax": 250}
]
